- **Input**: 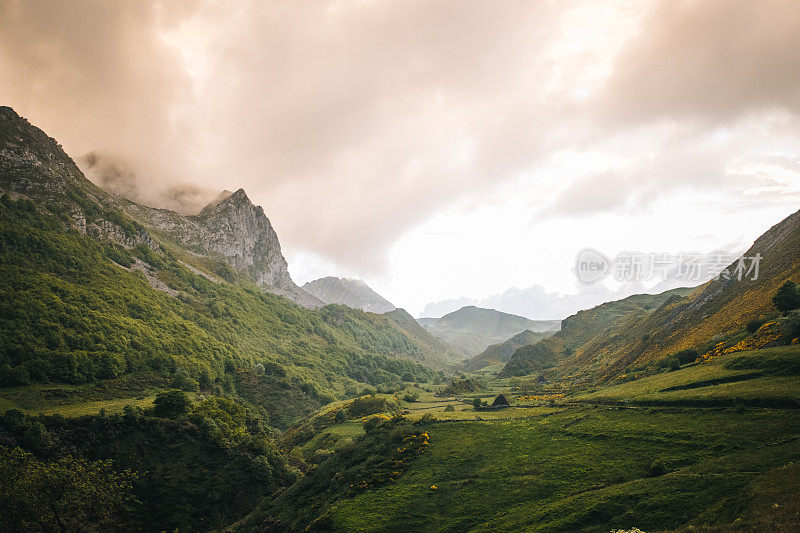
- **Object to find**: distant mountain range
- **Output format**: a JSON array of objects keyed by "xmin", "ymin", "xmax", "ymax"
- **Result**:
[
  {"xmin": 303, "ymin": 277, "xmax": 396, "ymax": 313},
  {"xmin": 418, "ymin": 306, "xmax": 560, "ymax": 357}
]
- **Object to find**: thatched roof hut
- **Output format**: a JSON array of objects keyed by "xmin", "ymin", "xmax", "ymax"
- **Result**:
[{"xmin": 491, "ymin": 394, "xmax": 511, "ymax": 408}]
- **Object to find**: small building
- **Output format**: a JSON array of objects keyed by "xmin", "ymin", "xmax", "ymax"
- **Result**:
[{"xmin": 491, "ymin": 394, "xmax": 511, "ymax": 408}]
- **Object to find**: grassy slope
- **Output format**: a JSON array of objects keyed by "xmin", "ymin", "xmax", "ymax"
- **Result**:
[
  {"xmin": 261, "ymin": 406, "xmax": 800, "ymax": 532},
  {"xmin": 500, "ymin": 289, "xmax": 693, "ymax": 378},
  {"xmin": 231, "ymin": 345, "xmax": 800, "ymax": 532},
  {"xmin": 574, "ymin": 345, "xmax": 800, "ymax": 407},
  {"xmin": 572, "ymin": 209, "xmax": 800, "ymax": 380}
]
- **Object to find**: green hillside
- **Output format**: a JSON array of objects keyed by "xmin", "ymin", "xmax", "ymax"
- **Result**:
[
  {"xmin": 500, "ymin": 288, "xmax": 692, "ymax": 377},
  {"xmin": 465, "ymin": 329, "xmax": 552, "ymax": 372},
  {"xmin": 235, "ymin": 346, "xmax": 800, "ymax": 531},
  {"xmin": 567, "ymin": 210, "xmax": 800, "ymax": 381},
  {"xmin": 0, "ymin": 107, "xmax": 453, "ymax": 427}
]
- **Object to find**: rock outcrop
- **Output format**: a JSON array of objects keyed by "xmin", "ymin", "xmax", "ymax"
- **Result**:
[
  {"xmin": 122, "ymin": 189, "xmax": 323, "ymax": 308},
  {"xmin": 303, "ymin": 277, "xmax": 395, "ymax": 313}
]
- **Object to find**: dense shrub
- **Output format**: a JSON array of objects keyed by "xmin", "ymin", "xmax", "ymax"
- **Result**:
[
  {"xmin": 439, "ymin": 378, "xmax": 484, "ymax": 396},
  {"xmin": 647, "ymin": 460, "xmax": 667, "ymax": 477},
  {"xmin": 675, "ymin": 349, "xmax": 699, "ymax": 365},
  {"xmin": 747, "ymin": 318, "xmax": 766, "ymax": 333},
  {"xmin": 773, "ymin": 281, "xmax": 800, "ymax": 314},
  {"xmin": 153, "ymin": 390, "xmax": 192, "ymax": 418},
  {"xmin": 785, "ymin": 310, "xmax": 800, "ymax": 340},
  {"xmin": 348, "ymin": 396, "xmax": 394, "ymax": 417}
]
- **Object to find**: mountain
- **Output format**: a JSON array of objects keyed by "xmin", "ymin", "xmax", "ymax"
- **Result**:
[
  {"xmin": 383, "ymin": 308, "xmax": 462, "ymax": 367},
  {"xmin": 500, "ymin": 288, "xmax": 693, "ymax": 377},
  {"xmin": 464, "ymin": 329, "xmax": 551, "ymax": 372},
  {"xmin": 303, "ymin": 276, "xmax": 395, "ymax": 313},
  {"xmin": 0, "ymin": 106, "xmax": 453, "ymax": 423},
  {"xmin": 563, "ymin": 207, "xmax": 800, "ymax": 381},
  {"xmin": 503, "ymin": 204, "xmax": 800, "ymax": 381},
  {"xmin": 420, "ymin": 306, "xmax": 561, "ymax": 357},
  {"xmin": 117, "ymin": 187, "xmax": 323, "ymax": 308}
]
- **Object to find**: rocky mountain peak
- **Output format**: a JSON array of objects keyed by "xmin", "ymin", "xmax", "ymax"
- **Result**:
[
  {"xmin": 177, "ymin": 188, "xmax": 322, "ymax": 308},
  {"xmin": 303, "ymin": 276, "xmax": 395, "ymax": 313}
]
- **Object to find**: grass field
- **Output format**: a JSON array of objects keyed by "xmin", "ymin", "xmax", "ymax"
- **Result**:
[
  {"xmin": 326, "ymin": 406, "xmax": 800, "ymax": 532},
  {"xmin": 256, "ymin": 345, "xmax": 800, "ymax": 531},
  {"xmin": 574, "ymin": 346, "xmax": 800, "ymax": 407}
]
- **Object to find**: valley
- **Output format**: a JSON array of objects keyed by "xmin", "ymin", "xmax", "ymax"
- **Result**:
[{"xmin": 1, "ymin": 106, "xmax": 799, "ymax": 532}]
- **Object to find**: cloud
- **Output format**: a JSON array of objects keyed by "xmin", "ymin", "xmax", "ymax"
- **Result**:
[
  {"xmin": 79, "ymin": 152, "xmax": 219, "ymax": 214},
  {"xmin": 0, "ymin": 0, "xmax": 573, "ymax": 273},
  {"xmin": 596, "ymin": 0, "xmax": 800, "ymax": 124},
  {"xmin": 1, "ymin": 0, "xmax": 797, "ymax": 284}
]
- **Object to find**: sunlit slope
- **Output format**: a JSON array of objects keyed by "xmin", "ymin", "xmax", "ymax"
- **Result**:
[
  {"xmin": 573, "ymin": 345, "xmax": 800, "ymax": 407},
  {"xmin": 566, "ymin": 208, "xmax": 800, "ymax": 380},
  {"xmin": 501, "ymin": 289, "xmax": 692, "ymax": 377}
]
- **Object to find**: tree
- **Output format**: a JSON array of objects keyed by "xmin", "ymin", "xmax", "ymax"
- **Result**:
[
  {"xmin": 473, "ymin": 397, "xmax": 483, "ymax": 409},
  {"xmin": 0, "ymin": 447, "xmax": 137, "ymax": 531},
  {"xmin": 153, "ymin": 390, "xmax": 192, "ymax": 418},
  {"xmin": 773, "ymin": 281, "xmax": 800, "ymax": 315}
]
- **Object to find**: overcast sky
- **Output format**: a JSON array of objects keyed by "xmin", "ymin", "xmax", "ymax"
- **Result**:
[{"xmin": 2, "ymin": 0, "xmax": 799, "ymax": 318}]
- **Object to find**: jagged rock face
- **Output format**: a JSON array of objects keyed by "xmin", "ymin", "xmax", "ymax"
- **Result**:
[
  {"xmin": 196, "ymin": 190, "xmax": 322, "ymax": 308},
  {"xmin": 124, "ymin": 189, "xmax": 323, "ymax": 308},
  {"xmin": 303, "ymin": 276, "xmax": 396, "ymax": 313}
]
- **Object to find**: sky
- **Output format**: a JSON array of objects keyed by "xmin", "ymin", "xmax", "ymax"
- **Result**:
[{"xmin": 1, "ymin": 0, "xmax": 799, "ymax": 318}]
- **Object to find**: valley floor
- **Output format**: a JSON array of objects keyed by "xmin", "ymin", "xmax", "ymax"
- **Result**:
[
  {"xmin": 4, "ymin": 346, "xmax": 800, "ymax": 531},
  {"xmin": 238, "ymin": 345, "xmax": 800, "ymax": 532}
]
